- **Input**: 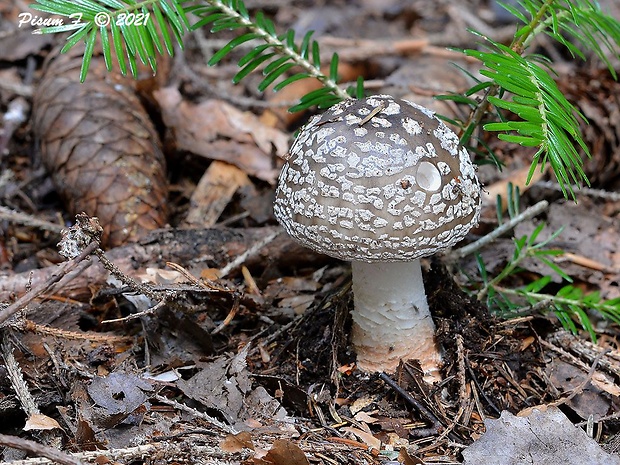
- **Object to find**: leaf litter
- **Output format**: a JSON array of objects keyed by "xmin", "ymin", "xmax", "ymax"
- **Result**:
[{"xmin": 0, "ymin": 0, "xmax": 619, "ymax": 464}]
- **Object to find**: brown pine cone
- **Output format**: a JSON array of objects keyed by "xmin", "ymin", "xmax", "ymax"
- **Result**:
[{"xmin": 32, "ymin": 45, "xmax": 168, "ymax": 247}]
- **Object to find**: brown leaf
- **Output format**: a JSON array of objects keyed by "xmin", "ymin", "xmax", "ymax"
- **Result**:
[
  {"xmin": 183, "ymin": 160, "xmax": 251, "ymax": 227},
  {"xmin": 23, "ymin": 413, "xmax": 61, "ymax": 431},
  {"xmin": 154, "ymin": 87, "xmax": 286, "ymax": 183},
  {"xmin": 546, "ymin": 357, "xmax": 612, "ymax": 421},
  {"xmin": 256, "ymin": 439, "xmax": 309, "ymax": 465},
  {"xmin": 341, "ymin": 426, "xmax": 382, "ymax": 451},
  {"xmin": 74, "ymin": 418, "xmax": 101, "ymax": 451},
  {"xmin": 398, "ymin": 448, "xmax": 424, "ymax": 465},
  {"xmin": 32, "ymin": 45, "xmax": 168, "ymax": 247},
  {"xmin": 0, "ymin": 29, "xmax": 53, "ymax": 62},
  {"xmin": 482, "ymin": 164, "xmax": 548, "ymax": 211},
  {"xmin": 220, "ymin": 431, "xmax": 254, "ymax": 453}
]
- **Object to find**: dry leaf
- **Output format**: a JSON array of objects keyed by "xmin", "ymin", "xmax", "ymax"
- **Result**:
[
  {"xmin": 337, "ymin": 364, "xmax": 355, "ymax": 375},
  {"xmin": 220, "ymin": 431, "xmax": 254, "ymax": 453},
  {"xmin": 354, "ymin": 410, "xmax": 378, "ymax": 424},
  {"xmin": 515, "ymin": 200, "xmax": 620, "ymax": 296},
  {"xmin": 349, "ymin": 396, "xmax": 374, "ymax": 415},
  {"xmin": 341, "ymin": 426, "xmax": 381, "ymax": 451},
  {"xmin": 154, "ymin": 87, "xmax": 287, "ymax": 183},
  {"xmin": 175, "ymin": 348, "xmax": 289, "ymax": 428},
  {"xmin": 23, "ymin": 413, "xmax": 61, "ymax": 431},
  {"xmin": 546, "ymin": 357, "xmax": 612, "ymax": 421},
  {"xmin": 175, "ymin": 355, "xmax": 251, "ymax": 425},
  {"xmin": 256, "ymin": 439, "xmax": 309, "ymax": 465},
  {"xmin": 88, "ymin": 372, "xmax": 152, "ymax": 416},
  {"xmin": 398, "ymin": 448, "xmax": 424, "ymax": 465},
  {"xmin": 1, "ymin": 31, "xmax": 53, "ymax": 62},
  {"xmin": 260, "ymin": 62, "xmax": 368, "ymax": 127},
  {"xmin": 183, "ymin": 160, "xmax": 251, "ymax": 227},
  {"xmin": 462, "ymin": 408, "xmax": 620, "ymax": 465}
]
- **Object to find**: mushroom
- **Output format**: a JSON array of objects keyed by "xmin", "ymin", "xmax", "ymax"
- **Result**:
[{"xmin": 274, "ymin": 95, "xmax": 481, "ymax": 377}]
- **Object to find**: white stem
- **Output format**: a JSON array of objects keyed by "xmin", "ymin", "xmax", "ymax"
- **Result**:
[{"xmin": 350, "ymin": 259, "xmax": 441, "ymax": 377}]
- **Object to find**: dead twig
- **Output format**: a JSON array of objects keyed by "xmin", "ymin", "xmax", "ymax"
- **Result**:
[
  {"xmin": 218, "ymin": 229, "xmax": 281, "ymax": 277},
  {"xmin": 1, "ymin": 335, "xmax": 39, "ymax": 417},
  {"xmin": 94, "ymin": 248, "xmax": 168, "ymax": 303},
  {"xmin": 211, "ymin": 295, "xmax": 240, "ymax": 335},
  {"xmin": 378, "ymin": 372, "xmax": 444, "ymax": 438},
  {"xmin": 153, "ymin": 394, "xmax": 237, "ymax": 435},
  {"xmin": 464, "ymin": 358, "xmax": 501, "ymax": 416},
  {"xmin": 536, "ymin": 180, "xmax": 620, "ymax": 201},
  {"xmin": 456, "ymin": 335, "xmax": 468, "ymax": 411},
  {"xmin": 0, "ymin": 442, "xmax": 242, "ymax": 465},
  {"xmin": 102, "ymin": 299, "xmax": 168, "ymax": 324},
  {"xmin": 557, "ymin": 348, "xmax": 610, "ymax": 406},
  {"xmin": 19, "ymin": 320, "xmax": 132, "ymax": 343},
  {"xmin": 447, "ymin": 200, "xmax": 549, "ymax": 260},
  {"xmin": 544, "ymin": 332, "xmax": 620, "ymax": 379},
  {"xmin": 0, "ymin": 434, "xmax": 82, "ymax": 465},
  {"xmin": 0, "ymin": 241, "xmax": 98, "ymax": 327}
]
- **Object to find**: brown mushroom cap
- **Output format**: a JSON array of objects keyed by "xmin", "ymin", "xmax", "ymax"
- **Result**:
[{"xmin": 274, "ymin": 95, "xmax": 481, "ymax": 262}]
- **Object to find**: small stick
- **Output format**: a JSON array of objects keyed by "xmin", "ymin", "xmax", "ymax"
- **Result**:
[
  {"xmin": 211, "ymin": 296, "xmax": 240, "ymax": 334},
  {"xmin": 94, "ymin": 249, "xmax": 166, "ymax": 303},
  {"xmin": 0, "ymin": 434, "xmax": 82, "ymax": 465},
  {"xmin": 456, "ymin": 335, "xmax": 468, "ymax": 411},
  {"xmin": 464, "ymin": 358, "xmax": 501, "ymax": 416},
  {"xmin": 358, "ymin": 102, "xmax": 386, "ymax": 126},
  {"xmin": 0, "ymin": 206, "xmax": 64, "ymax": 234},
  {"xmin": 153, "ymin": 394, "xmax": 237, "ymax": 435},
  {"xmin": 2, "ymin": 336, "xmax": 39, "ymax": 417},
  {"xmin": 447, "ymin": 200, "xmax": 549, "ymax": 260},
  {"xmin": 0, "ymin": 242, "xmax": 99, "ymax": 327},
  {"xmin": 18, "ymin": 320, "xmax": 132, "ymax": 343},
  {"xmin": 101, "ymin": 299, "xmax": 168, "ymax": 324},
  {"xmin": 218, "ymin": 229, "xmax": 281, "ymax": 277},
  {"xmin": 536, "ymin": 180, "xmax": 620, "ymax": 201},
  {"xmin": 378, "ymin": 372, "xmax": 442, "ymax": 434}
]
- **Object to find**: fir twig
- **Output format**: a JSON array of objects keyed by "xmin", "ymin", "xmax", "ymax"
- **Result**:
[
  {"xmin": 186, "ymin": 0, "xmax": 357, "ymax": 111},
  {"xmin": 30, "ymin": 0, "xmax": 190, "ymax": 81},
  {"xmin": 447, "ymin": 0, "xmax": 620, "ymax": 198}
]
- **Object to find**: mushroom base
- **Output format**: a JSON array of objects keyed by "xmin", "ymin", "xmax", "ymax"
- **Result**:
[{"xmin": 350, "ymin": 259, "xmax": 442, "ymax": 378}]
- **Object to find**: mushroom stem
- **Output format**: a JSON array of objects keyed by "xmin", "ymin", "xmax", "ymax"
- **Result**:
[{"xmin": 350, "ymin": 259, "xmax": 442, "ymax": 378}]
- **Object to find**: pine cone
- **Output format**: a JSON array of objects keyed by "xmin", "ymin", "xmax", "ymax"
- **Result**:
[{"xmin": 32, "ymin": 45, "xmax": 168, "ymax": 247}]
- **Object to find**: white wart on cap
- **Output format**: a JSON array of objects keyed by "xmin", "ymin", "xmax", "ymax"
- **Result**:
[
  {"xmin": 274, "ymin": 95, "xmax": 481, "ymax": 262},
  {"xmin": 274, "ymin": 95, "xmax": 481, "ymax": 376}
]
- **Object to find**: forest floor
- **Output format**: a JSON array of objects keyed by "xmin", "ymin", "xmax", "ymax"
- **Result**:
[{"xmin": 1, "ymin": 0, "xmax": 620, "ymax": 464}]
